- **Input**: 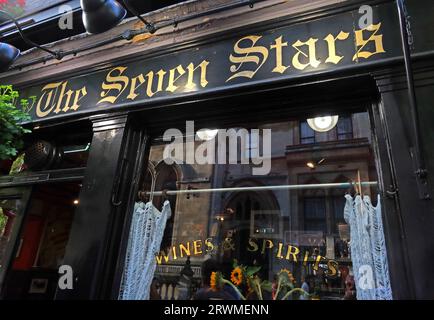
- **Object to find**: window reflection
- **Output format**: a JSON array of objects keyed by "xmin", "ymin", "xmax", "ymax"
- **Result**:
[{"xmin": 129, "ymin": 111, "xmax": 379, "ymax": 300}]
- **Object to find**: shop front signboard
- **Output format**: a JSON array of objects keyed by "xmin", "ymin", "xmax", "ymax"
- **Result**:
[{"xmin": 20, "ymin": 3, "xmax": 400, "ymax": 122}]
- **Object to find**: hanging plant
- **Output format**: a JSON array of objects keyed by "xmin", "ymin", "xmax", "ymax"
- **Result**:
[{"xmin": 0, "ymin": 85, "xmax": 31, "ymax": 160}]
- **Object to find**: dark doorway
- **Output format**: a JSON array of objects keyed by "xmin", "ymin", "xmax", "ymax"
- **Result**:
[{"xmin": 1, "ymin": 182, "xmax": 81, "ymax": 300}]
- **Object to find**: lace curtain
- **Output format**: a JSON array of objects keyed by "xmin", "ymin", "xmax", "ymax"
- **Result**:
[
  {"xmin": 119, "ymin": 200, "xmax": 171, "ymax": 300},
  {"xmin": 344, "ymin": 194, "xmax": 393, "ymax": 300}
]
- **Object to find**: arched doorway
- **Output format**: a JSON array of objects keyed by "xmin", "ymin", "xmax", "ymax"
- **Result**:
[{"xmin": 221, "ymin": 182, "xmax": 280, "ymax": 279}]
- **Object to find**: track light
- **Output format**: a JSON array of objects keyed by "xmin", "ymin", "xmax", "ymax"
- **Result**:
[
  {"xmin": 80, "ymin": 0, "xmax": 127, "ymax": 34},
  {"xmin": 0, "ymin": 10, "xmax": 63, "ymax": 71},
  {"xmin": 80, "ymin": 0, "xmax": 157, "ymax": 35},
  {"xmin": 0, "ymin": 42, "xmax": 20, "ymax": 72}
]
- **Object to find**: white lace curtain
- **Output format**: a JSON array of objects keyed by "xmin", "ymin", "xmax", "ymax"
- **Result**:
[
  {"xmin": 119, "ymin": 200, "xmax": 171, "ymax": 300},
  {"xmin": 344, "ymin": 194, "xmax": 393, "ymax": 300}
]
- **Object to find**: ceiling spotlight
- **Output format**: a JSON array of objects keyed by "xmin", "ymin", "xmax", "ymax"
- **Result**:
[
  {"xmin": 81, "ymin": 0, "xmax": 127, "ymax": 34},
  {"xmin": 0, "ymin": 10, "xmax": 63, "ymax": 72},
  {"xmin": 307, "ymin": 115, "xmax": 339, "ymax": 132},
  {"xmin": 0, "ymin": 42, "xmax": 20, "ymax": 72},
  {"xmin": 196, "ymin": 129, "xmax": 219, "ymax": 141},
  {"xmin": 73, "ymin": 199, "xmax": 79, "ymax": 205}
]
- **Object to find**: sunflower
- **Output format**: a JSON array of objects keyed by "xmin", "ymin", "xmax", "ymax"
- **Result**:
[
  {"xmin": 210, "ymin": 271, "xmax": 224, "ymax": 290},
  {"xmin": 210, "ymin": 272, "xmax": 218, "ymax": 290},
  {"xmin": 279, "ymin": 268, "xmax": 296, "ymax": 284},
  {"xmin": 230, "ymin": 267, "xmax": 243, "ymax": 286}
]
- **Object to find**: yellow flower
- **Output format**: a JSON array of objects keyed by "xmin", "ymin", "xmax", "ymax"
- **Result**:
[
  {"xmin": 210, "ymin": 272, "xmax": 218, "ymax": 290},
  {"xmin": 230, "ymin": 267, "xmax": 243, "ymax": 286}
]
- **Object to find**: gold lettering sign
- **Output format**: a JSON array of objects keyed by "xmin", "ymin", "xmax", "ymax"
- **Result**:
[
  {"xmin": 324, "ymin": 31, "xmax": 350, "ymax": 64},
  {"xmin": 226, "ymin": 35, "xmax": 269, "ymax": 82},
  {"xmin": 31, "ymin": 21, "xmax": 386, "ymax": 119},
  {"xmin": 353, "ymin": 23, "xmax": 386, "ymax": 60},
  {"xmin": 226, "ymin": 23, "xmax": 386, "ymax": 81},
  {"xmin": 36, "ymin": 81, "xmax": 87, "ymax": 118},
  {"xmin": 98, "ymin": 66, "xmax": 129, "ymax": 104},
  {"xmin": 155, "ymin": 238, "xmax": 339, "ymax": 277}
]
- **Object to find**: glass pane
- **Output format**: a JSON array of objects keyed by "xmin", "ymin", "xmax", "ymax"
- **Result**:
[
  {"xmin": 337, "ymin": 116, "xmax": 353, "ymax": 140},
  {"xmin": 1, "ymin": 182, "xmax": 80, "ymax": 299},
  {"xmin": 121, "ymin": 110, "xmax": 387, "ymax": 300},
  {"xmin": 300, "ymin": 121, "xmax": 315, "ymax": 144},
  {"xmin": 0, "ymin": 198, "xmax": 21, "ymax": 272}
]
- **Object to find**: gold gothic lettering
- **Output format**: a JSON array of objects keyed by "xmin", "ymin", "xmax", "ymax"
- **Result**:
[
  {"xmin": 36, "ymin": 81, "xmax": 87, "ymax": 118},
  {"xmin": 98, "ymin": 66, "xmax": 129, "ymax": 104},
  {"xmin": 292, "ymin": 38, "xmax": 321, "ymax": 70},
  {"xmin": 227, "ymin": 23, "xmax": 385, "ymax": 81},
  {"xmin": 353, "ymin": 23, "xmax": 386, "ymax": 61},
  {"xmin": 226, "ymin": 35, "xmax": 269, "ymax": 82},
  {"xmin": 324, "ymin": 31, "xmax": 350, "ymax": 64},
  {"xmin": 32, "ymin": 22, "xmax": 386, "ymax": 119},
  {"xmin": 271, "ymin": 36, "xmax": 289, "ymax": 74}
]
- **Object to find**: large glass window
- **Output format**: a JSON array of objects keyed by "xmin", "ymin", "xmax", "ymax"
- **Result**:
[{"xmin": 120, "ymin": 110, "xmax": 391, "ymax": 301}]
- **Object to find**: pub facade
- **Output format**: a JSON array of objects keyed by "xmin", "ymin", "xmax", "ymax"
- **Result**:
[{"xmin": 0, "ymin": 0, "xmax": 433, "ymax": 300}]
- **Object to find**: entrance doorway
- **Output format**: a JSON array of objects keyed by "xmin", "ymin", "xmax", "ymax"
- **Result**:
[{"xmin": 0, "ymin": 182, "xmax": 81, "ymax": 299}]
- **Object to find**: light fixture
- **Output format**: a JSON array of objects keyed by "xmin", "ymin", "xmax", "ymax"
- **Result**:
[
  {"xmin": 0, "ymin": 10, "xmax": 63, "ymax": 71},
  {"xmin": 307, "ymin": 115, "xmax": 339, "ymax": 132},
  {"xmin": 196, "ymin": 129, "xmax": 219, "ymax": 141},
  {"xmin": 73, "ymin": 199, "xmax": 79, "ymax": 205},
  {"xmin": 80, "ymin": 0, "xmax": 127, "ymax": 34},
  {"xmin": 306, "ymin": 162, "xmax": 316, "ymax": 169},
  {"xmin": 306, "ymin": 158, "xmax": 325, "ymax": 169},
  {"xmin": 0, "ymin": 42, "xmax": 20, "ymax": 72}
]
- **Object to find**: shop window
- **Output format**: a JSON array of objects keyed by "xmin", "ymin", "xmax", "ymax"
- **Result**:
[{"xmin": 119, "ymin": 110, "xmax": 392, "ymax": 301}]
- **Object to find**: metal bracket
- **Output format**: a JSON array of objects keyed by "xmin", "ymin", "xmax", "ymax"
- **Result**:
[{"xmin": 410, "ymin": 148, "xmax": 431, "ymax": 200}]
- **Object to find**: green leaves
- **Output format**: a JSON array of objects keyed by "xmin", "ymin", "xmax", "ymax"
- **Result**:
[
  {"xmin": 245, "ymin": 265, "xmax": 261, "ymax": 276},
  {"xmin": 0, "ymin": 85, "xmax": 31, "ymax": 161},
  {"xmin": 277, "ymin": 270, "xmax": 295, "ymax": 289}
]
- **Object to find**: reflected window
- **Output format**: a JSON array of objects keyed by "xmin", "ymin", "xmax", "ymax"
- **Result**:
[
  {"xmin": 300, "ymin": 121, "xmax": 316, "ymax": 144},
  {"xmin": 303, "ymin": 198, "xmax": 327, "ymax": 232},
  {"xmin": 337, "ymin": 116, "xmax": 353, "ymax": 140},
  {"xmin": 121, "ymin": 110, "xmax": 387, "ymax": 301}
]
